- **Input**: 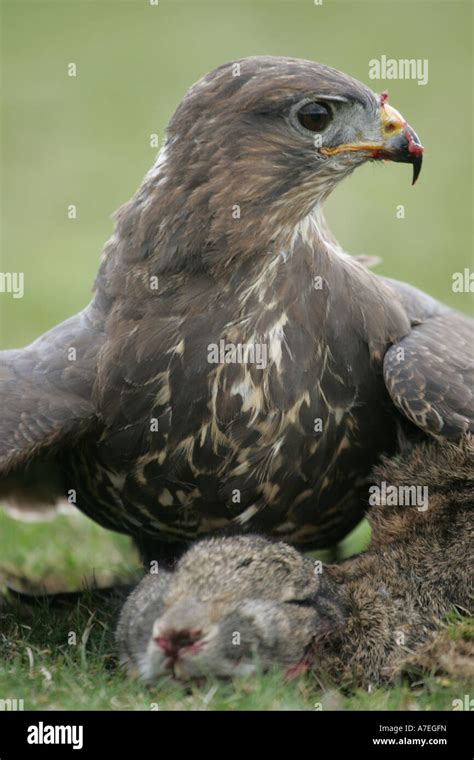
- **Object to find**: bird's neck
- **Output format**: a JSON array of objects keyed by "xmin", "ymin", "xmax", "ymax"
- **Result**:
[
  {"xmin": 93, "ymin": 170, "xmax": 409, "ymax": 366},
  {"xmin": 107, "ymin": 144, "xmax": 342, "ymax": 260},
  {"xmin": 94, "ymin": 141, "xmax": 350, "ymax": 306}
]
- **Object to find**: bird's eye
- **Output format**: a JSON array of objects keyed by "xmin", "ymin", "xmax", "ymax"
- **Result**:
[{"xmin": 296, "ymin": 102, "xmax": 331, "ymax": 132}]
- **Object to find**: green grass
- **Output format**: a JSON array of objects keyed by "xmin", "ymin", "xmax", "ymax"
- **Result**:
[{"xmin": 0, "ymin": 509, "xmax": 470, "ymax": 711}]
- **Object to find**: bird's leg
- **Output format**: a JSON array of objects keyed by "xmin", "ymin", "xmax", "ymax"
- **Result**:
[{"xmin": 325, "ymin": 543, "xmax": 343, "ymax": 563}]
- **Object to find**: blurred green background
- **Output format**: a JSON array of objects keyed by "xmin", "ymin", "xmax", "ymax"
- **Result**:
[{"xmin": 1, "ymin": 0, "xmax": 472, "ymax": 348}]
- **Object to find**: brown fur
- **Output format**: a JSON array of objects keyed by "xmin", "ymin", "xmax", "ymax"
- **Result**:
[{"xmin": 313, "ymin": 437, "xmax": 473, "ymax": 685}]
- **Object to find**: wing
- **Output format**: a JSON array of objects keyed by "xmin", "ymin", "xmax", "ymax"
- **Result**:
[
  {"xmin": 383, "ymin": 280, "xmax": 474, "ymax": 440},
  {"xmin": 0, "ymin": 307, "xmax": 101, "ymax": 515}
]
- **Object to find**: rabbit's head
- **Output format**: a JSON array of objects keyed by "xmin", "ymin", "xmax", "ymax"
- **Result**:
[{"xmin": 117, "ymin": 536, "xmax": 329, "ymax": 681}]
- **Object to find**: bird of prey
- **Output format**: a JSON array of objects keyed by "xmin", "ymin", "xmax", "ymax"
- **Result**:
[{"xmin": 1, "ymin": 57, "xmax": 472, "ymax": 565}]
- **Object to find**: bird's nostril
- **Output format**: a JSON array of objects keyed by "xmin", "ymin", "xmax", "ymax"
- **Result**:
[{"xmin": 154, "ymin": 628, "xmax": 202, "ymax": 658}]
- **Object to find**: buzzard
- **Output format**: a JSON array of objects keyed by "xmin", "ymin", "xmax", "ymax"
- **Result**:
[{"xmin": 1, "ymin": 57, "xmax": 472, "ymax": 565}]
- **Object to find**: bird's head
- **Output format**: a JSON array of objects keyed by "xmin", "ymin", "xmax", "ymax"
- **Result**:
[
  {"xmin": 117, "ymin": 57, "xmax": 423, "ymax": 274},
  {"xmin": 168, "ymin": 56, "xmax": 422, "ymax": 205}
]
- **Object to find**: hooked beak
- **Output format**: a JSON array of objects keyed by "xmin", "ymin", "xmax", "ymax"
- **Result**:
[{"xmin": 320, "ymin": 91, "xmax": 424, "ymax": 185}]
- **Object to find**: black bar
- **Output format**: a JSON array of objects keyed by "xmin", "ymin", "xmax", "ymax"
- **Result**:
[{"xmin": 0, "ymin": 709, "xmax": 471, "ymax": 757}]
